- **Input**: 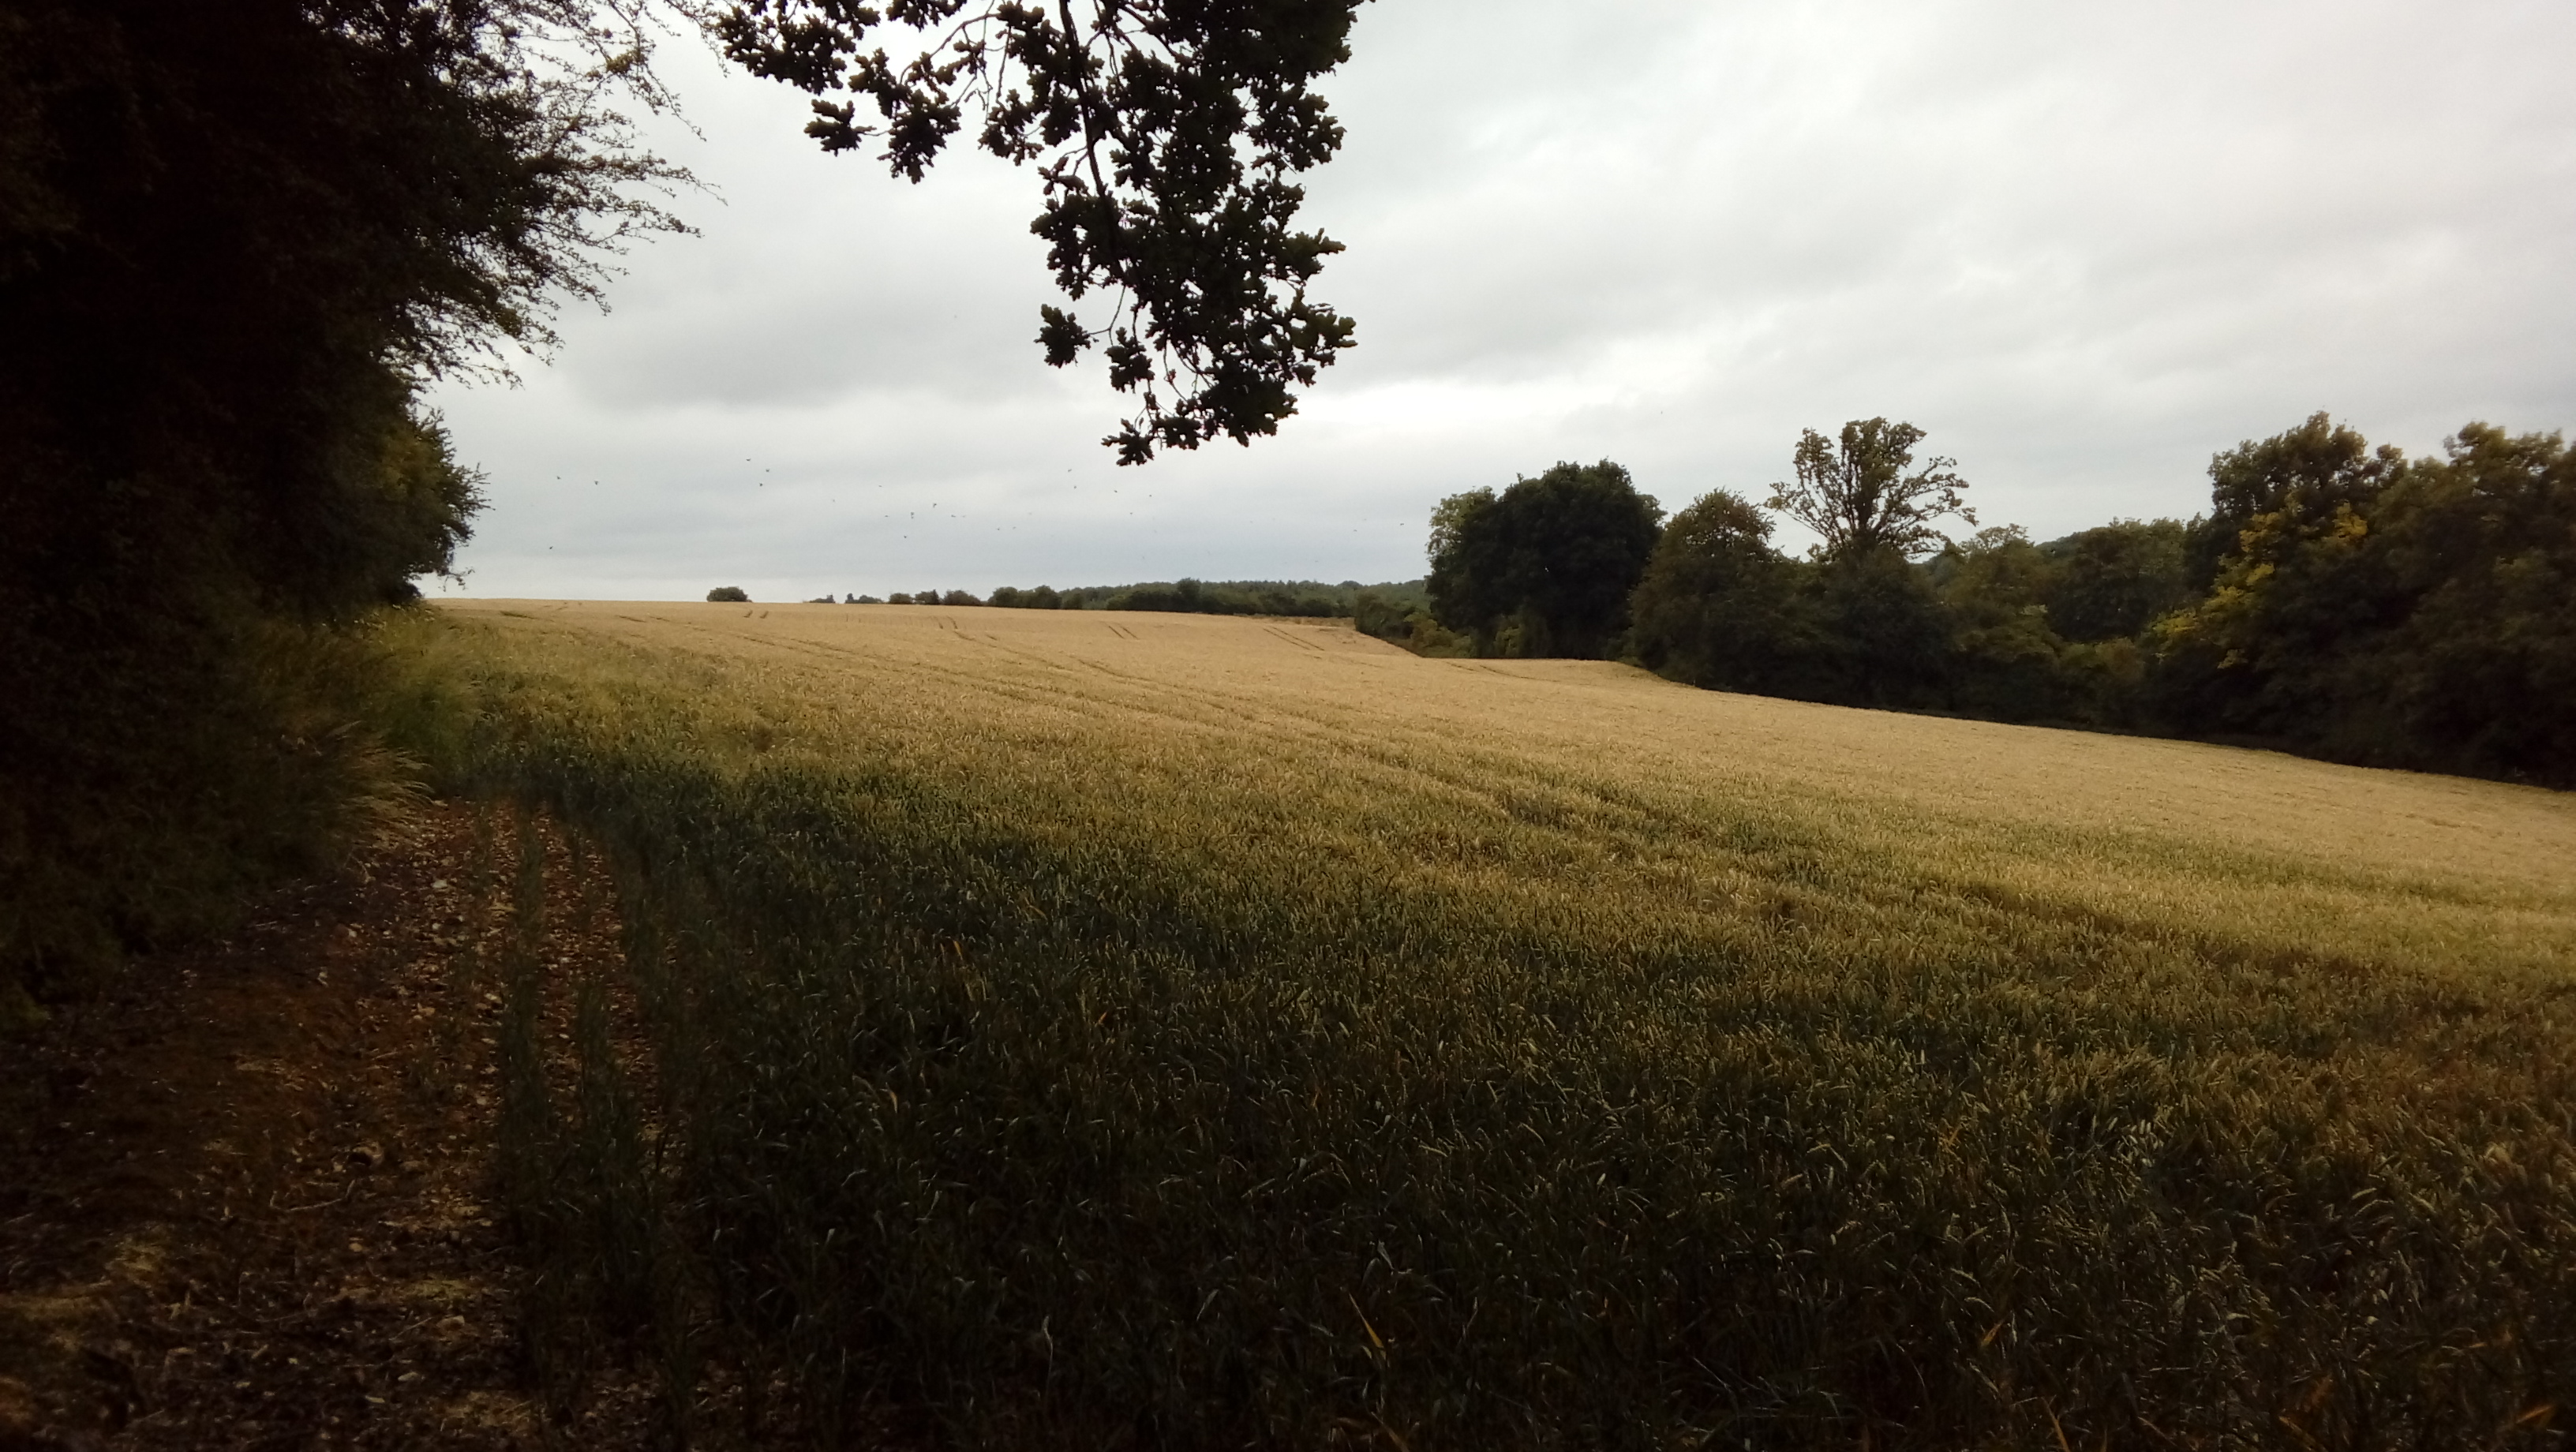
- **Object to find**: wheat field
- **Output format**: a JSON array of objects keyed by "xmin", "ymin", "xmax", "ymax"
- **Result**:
[{"xmin": 380, "ymin": 599, "xmax": 2576, "ymax": 1447}]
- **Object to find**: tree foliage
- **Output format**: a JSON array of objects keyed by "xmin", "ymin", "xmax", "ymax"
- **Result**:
[
  {"xmin": 1627, "ymin": 479, "xmax": 1963, "ymax": 712},
  {"xmin": 1934, "ymin": 526, "xmax": 2072, "ymax": 720},
  {"xmin": 2185, "ymin": 410, "xmax": 2406, "ymax": 587},
  {"xmin": 2155, "ymin": 419, "xmax": 2576, "ymax": 781},
  {"xmin": 716, "ymin": 0, "xmax": 1363, "ymax": 462},
  {"xmin": 2205, "ymin": 410, "xmax": 2404, "ymax": 534},
  {"xmin": 1767, "ymin": 418, "xmax": 1975, "ymax": 561},
  {"xmin": 1808, "ymin": 544, "xmax": 1953, "ymax": 709},
  {"xmin": 1108, "ymin": 578, "xmax": 1342, "ymax": 616},
  {"xmin": 1616, "ymin": 410, "xmax": 2573, "ymax": 784},
  {"xmin": 1427, "ymin": 462, "xmax": 1664, "ymax": 659},
  {"xmin": 1, "ymin": 0, "xmax": 685, "ymax": 1006},
  {"xmin": 1626, "ymin": 490, "xmax": 1808, "ymax": 692},
  {"xmin": 2039, "ymin": 518, "xmax": 2192, "ymax": 642}
]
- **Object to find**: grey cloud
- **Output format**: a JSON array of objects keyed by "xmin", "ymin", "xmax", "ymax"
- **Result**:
[
  {"xmin": 435, "ymin": 0, "xmax": 2576, "ymax": 599},
  {"xmin": 540, "ymin": 42, "xmax": 1065, "ymax": 409}
]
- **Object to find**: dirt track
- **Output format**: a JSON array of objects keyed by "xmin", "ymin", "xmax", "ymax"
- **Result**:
[{"xmin": 0, "ymin": 804, "xmax": 646, "ymax": 1450}]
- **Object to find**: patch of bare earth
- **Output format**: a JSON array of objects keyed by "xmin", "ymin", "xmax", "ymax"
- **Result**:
[{"xmin": 0, "ymin": 802, "xmax": 651, "ymax": 1450}]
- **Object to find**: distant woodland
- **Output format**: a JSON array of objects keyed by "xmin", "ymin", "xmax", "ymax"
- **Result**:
[
  {"xmin": 777, "ymin": 578, "xmax": 1421, "ymax": 618},
  {"xmin": 1406, "ymin": 415, "xmax": 2573, "ymax": 787},
  {"xmin": 888, "ymin": 411, "xmax": 2574, "ymax": 788}
]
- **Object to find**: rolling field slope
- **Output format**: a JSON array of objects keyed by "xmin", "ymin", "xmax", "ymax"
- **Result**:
[{"xmin": 380, "ymin": 600, "xmax": 2576, "ymax": 1446}]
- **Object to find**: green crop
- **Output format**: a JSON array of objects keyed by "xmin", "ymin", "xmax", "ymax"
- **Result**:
[{"xmin": 373, "ymin": 600, "xmax": 2576, "ymax": 1447}]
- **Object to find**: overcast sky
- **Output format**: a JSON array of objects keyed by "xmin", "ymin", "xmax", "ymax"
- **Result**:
[{"xmin": 429, "ymin": 0, "xmax": 2576, "ymax": 601}]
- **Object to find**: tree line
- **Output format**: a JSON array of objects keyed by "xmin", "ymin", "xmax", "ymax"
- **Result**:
[
  {"xmin": 1379, "ymin": 415, "xmax": 2574, "ymax": 787},
  {"xmin": 724, "ymin": 578, "xmax": 1424, "ymax": 618},
  {"xmin": 0, "ymin": 0, "xmax": 661, "ymax": 1024}
]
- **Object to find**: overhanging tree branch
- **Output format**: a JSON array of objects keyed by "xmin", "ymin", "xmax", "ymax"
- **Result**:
[{"xmin": 713, "ymin": 0, "xmax": 1362, "ymax": 462}]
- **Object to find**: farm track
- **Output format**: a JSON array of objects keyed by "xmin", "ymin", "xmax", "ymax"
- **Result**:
[{"xmin": 0, "ymin": 805, "xmax": 651, "ymax": 1451}]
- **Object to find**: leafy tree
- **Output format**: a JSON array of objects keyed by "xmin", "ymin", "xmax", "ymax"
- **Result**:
[
  {"xmin": 2186, "ymin": 411, "xmax": 2403, "ymax": 588},
  {"xmin": 1808, "ymin": 547, "xmax": 1953, "ymax": 709},
  {"xmin": 1354, "ymin": 582, "xmax": 1461, "ymax": 653},
  {"xmin": 942, "ymin": 589, "xmax": 985, "ymax": 606},
  {"xmin": 718, "ymin": 0, "xmax": 1364, "ymax": 462},
  {"xmin": 1767, "ymin": 419, "xmax": 1975, "ymax": 561},
  {"xmin": 1113, "ymin": 578, "xmax": 1208, "ymax": 612},
  {"xmin": 1105, "ymin": 578, "xmax": 1336, "ymax": 616},
  {"xmin": 1352, "ymin": 588, "xmax": 1410, "ymax": 642},
  {"xmin": 1424, "ymin": 486, "xmax": 1497, "ymax": 615},
  {"xmin": 1626, "ymin": 489, "xmax": 1810, "ymax": 691},
  {"xmin": 710, "ymin": 586, "xmax": 752, "ymax": 601},
  {"xmin": 1028, "ymin": 585, "xmax": 1062, "ymax": 608},
  {"xmin": 2152, "ymin": 415, "xmax": 2409, "ymax": 739},
  {"xmin": 2363, "ymin": 423, "xmax": 2576, "ymax": 780},
  {"xmin": 2156, "ymin": 419, "xmax": 2576, "ymax": 782},
  {"xmin": 1931, "ymin": 525, "xmax": 2052, "ymax": 604},
  {"xmin": 1937, "ymin": 526, "xmax": 2069, "ymax": 720},
  {"xmin": 1427, "ymin": 462, "xmax": 1664, "ymax": 658},
  {"xmin": 1, "ymin": 0, "xmax": 682, "ymax": 1007},
  {"xmin": 2039, "ymin": 518, "xmax": 2192, "ymax": 642}
]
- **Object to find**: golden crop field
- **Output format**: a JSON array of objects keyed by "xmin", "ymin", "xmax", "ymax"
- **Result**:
[{"xmin": 380, "ymin": 600, "xmax": 2576, "ymax": 1447}]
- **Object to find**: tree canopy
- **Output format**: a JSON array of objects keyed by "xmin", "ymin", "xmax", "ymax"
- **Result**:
[
  {"xmin": 2155, "ymin": 417, "xmax": 2576, "ymax": 780},
  {"xmin": 717, "ymin": 0, "xmax": 1365, "ymax": 462},
  {"xmin": 1597, "ymin": 410, "xmax": 2575, "ymax": 785},
  {"xmin": 2, "ymin": 0, "xmax": 702, "ymax": 1006},
  {"xmin": 2039, "ymin": 518, "xmax": 2192, "ymax": 642},
  {"xmin": 1626, "ymin": 489, "xmax": 1807, "ymax": 692},
  {"xmin": 2187, "ymin": 410, "xmax": 2407, "ymax": 586},
  {"xmin": 1766, "ymin": 418, "xmax": 1974, "ymax": 561},
  {"xmin": 1426, "ymin": 462, "xmax": 1664, "ymax": 659}
]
